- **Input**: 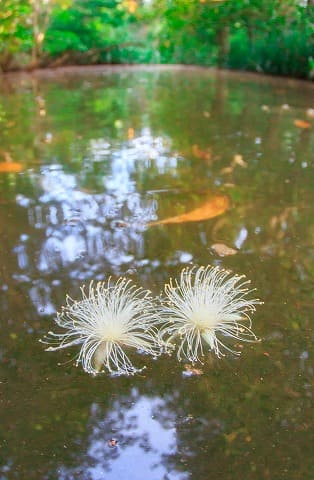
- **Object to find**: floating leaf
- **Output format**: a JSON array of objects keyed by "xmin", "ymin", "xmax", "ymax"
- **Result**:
[
  {"xmin": 225, "ymin": 431, "xmax": 238, "ymax": 443},
  {"xmin": 149, "ymin": 195, "xmax": 229, "ymax": 226},
  {"xmin": 232, "ymin": 154, "xmax": 247, "ymax": 168},
  {"xmin": 192, "ymin": 144, "xmax": 211, "ymax": 162},
  {"xmin": 108, "ymin": 438, "xmax": 118, "ymax": 447},
  {"xmin": 128, "ymin": 127, "xmax": 135, "ymax": 140},
  {"xmin": 182, "ymin": 364, "xmax": 204, "ymax": 377},
  {"xmin": 210, "ymin": 243, "xmax": 238, "ymax": 257},
  {"xmin": 0, "ymin": 162, "xmax": 23, "ymax": 173},
  {"xmin": 293, "ymin": 119, "xmax": 311, "ymax": 129}
]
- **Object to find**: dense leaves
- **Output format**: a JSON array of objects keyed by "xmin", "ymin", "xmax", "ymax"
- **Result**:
[{"xmin": 0, "ymin": 0, "xmax": 313, "ymax": 77}]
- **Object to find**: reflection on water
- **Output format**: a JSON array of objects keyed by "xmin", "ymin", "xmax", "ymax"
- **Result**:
[
  {"xmin": 58, "ymin": 391, "xmax": 187, "ymax": 480},
  {"xmin": 9, "ymin": 128, "xmax": 184, "ymax": 315},
  {"xmin": 0, "ymin": 67, "xmax": 313, "ymax": 479}
]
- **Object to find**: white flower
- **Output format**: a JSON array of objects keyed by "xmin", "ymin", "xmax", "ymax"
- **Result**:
[
  {"xmin": 159, "ymin": 265, "xmax": 260, "ymax": 362},
  {"xmin": 42, "ymin": 278, "xmax": 162, "ymax": 376}
]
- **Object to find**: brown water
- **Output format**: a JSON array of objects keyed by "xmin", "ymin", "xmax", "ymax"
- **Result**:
[{"xmin": 0, "ymin": 66, "xmax": 313, "ymax": 479}]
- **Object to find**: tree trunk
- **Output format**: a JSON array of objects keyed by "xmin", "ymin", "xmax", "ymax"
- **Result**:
[{"xmin": 216, "ymin": 26, "xmax": 230, "ymax": 68}]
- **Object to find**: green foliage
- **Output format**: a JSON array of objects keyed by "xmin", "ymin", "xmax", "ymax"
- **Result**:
[
  {"xmin": 0, "ymin": 0, "xmax": 32, "ymax": 69},
  {"xmin": 0, "ymin": 0, "xmax": 313, "ymax": 78},
  {"xmin": 44, "ymin": 0, "xmax": 127, "ymax": 56},
  {"xmin": 153, "ymin": 0, "xmax": 314, "ymax": 77}
]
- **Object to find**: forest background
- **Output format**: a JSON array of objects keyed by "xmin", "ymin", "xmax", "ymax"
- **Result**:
[{"xmin": 0, "ymin": 0, "xmax": 313, "ymax": 79}]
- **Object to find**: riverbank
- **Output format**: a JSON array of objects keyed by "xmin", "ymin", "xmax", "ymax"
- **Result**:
[{"xmin": 1, "ymin": 64, "xmax": 314, "ymax": 91}]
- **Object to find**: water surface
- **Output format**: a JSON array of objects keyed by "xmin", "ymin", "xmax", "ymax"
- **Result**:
[{"xmin": 0, "ymin": 66, "xmax": 313, "ymax": 479}]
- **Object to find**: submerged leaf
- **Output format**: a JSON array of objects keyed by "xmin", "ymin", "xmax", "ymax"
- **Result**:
[
  {"xmin": 192, "ymin": 144, "xmax": 211, "ymax": 162},
  {"xmin": 183, "ymin": 364, "xmax": 204, "ymax": 377},
  {"xmin": 293, "ymin": 119, "xmax": 311, "ymax": 129},
  {"xmin": 232, "ymin": 154, "xmax": 247, "ymax": 168},
  {"xmin": 149, "ymin": 195, "xmax": 229, "ymax": 226},
  {"xmin": 210, "ymin": 243, "xmax": 238, "ymax": 257},
  {"xmin": 0, "ymin": 162, "xmax": 23, "ymax": 173}
]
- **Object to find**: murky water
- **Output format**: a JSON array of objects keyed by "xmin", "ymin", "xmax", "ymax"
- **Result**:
[{"xmin": 0, "ymin": 66, "xmax": 313, "ymax": 479}]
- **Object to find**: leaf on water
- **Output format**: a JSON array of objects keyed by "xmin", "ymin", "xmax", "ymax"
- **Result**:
[
  {"xmin": 128, "ymin": 127, "xmax": 135, "ymax": 140},
  {"xmin": 149, "ymin": 195, "xmax": 229, "ymax": 226},
  {"xmin": 306, "ymin": 108, "xmax": 314, "ymax": 118},
  {"xmin": 108, "ymin": 438, "xmax": 118, "ymax": 447},
  {"xmin": 220, "ymin": 154, "xmax": 247, "ymax": 175},
  {"xmin": 192, "ymin": 144, "xmax": 211, "ymax": 162},
  {"xmin": 182, "ymin": 364, "xmax": 204, "ymax": 377},
  {"xmin": 232, "ymin": 154, "xmax": 247, "ymax": 168},
  {"xmin": 225, "ymin": 431, "xmax": 238, "ymax": 443},
  {"xmin": 293, "ymin": 119, "xmax": 311, "ymax": 129},
  {"xmin": 210, "ymin": 243, "xmax": 238, "ymax": 257},
  {"xmin": 0, "ymin": 162, "xmax": 23, "ymax": 173}
]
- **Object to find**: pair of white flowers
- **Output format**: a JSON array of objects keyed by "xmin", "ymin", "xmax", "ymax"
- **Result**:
[{"xmin": 43, "ymin": 265, "xmax": 261, "ymax": 376}]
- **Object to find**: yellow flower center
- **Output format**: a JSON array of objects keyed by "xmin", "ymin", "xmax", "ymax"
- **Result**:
[{"xmin": 190, "ymin": 305, "xmax": 219, "ymax": 331}]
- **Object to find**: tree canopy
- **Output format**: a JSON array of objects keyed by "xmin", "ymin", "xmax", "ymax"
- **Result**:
[{"xmin": 0, "ymin": 0, "xmax": 313, "ymax": 78}]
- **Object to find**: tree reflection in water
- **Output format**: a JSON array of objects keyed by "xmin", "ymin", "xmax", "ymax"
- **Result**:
[{"xmin": 11, "ymin": 128, "xmax": 183, "ymax": 316}]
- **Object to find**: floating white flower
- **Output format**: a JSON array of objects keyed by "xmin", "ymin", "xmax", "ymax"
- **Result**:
[
  {"xmin": 42, "ymin": 278, "xmax": 162, "ymax": 376},
  {"xmin": 159, "ymin": 265, "xmax": 260, "ymax": 362}
]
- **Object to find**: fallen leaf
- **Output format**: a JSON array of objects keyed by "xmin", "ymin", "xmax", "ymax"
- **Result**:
[
  {"xmin": 183, "ymin": 364, "xmax": 204, "ymax": 377},
  {"xmin": 108, "ymin": 438, "xmax": 118, "ymax": 447},
  {"xmin": 232, "ymin": 154, "xmax": 247, "ymax": 168},
  {"xmin": 128, "ymin": 127, "xmax": 135, "ymax": 140},
  {"xmin": 225, "ymin": 431, "xmax": 238, "ymax": 443},
  {"xmin": 0, "ymin": 162, "xmax": 23, "ymax": 173},
  {"xmin": 114, "ymin": 221, "xmax": 128, "ymax": 228},
  {"xmin": 210, "ymin": 243, "xmax": 238, "ymax": 257},
  {"xmin": 149, "ymin": 195, "xmax": 229, "ymax": 226},
  {"xmin": 192, "ymin": 144, "xmax": 211, "ymax": 162},
  {"xmin": 306, "ymin": 108, "xmax": 314, "ymax": 118},
  {"xmin": 293, "ymin": 119, "xmax": 311, "ymax": 129}
]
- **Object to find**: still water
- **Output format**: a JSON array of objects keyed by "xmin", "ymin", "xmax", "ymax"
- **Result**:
[{"xmin": 0, "ymin": 66, "xmax": 313, "ymax": 479}]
